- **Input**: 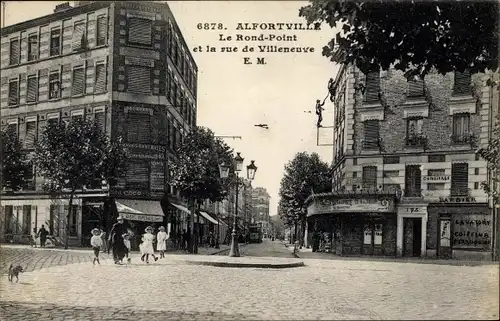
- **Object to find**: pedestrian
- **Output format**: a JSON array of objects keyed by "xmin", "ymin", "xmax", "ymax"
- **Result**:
[
  {"xmin": 99, "ymin": 227, "xmax": 107, "ymax": 253},
  {"xmin": 156, "ymin": 226, "xmax": 168, "ymax": 259},
  {"xmin": 37, "ymin": 225, "xmax": 48, "ymax": 248},
  {"xmin": 90, "ymin": 228, "xmax": 103, "ymax": 265},
  {"xmin": 122, "ymin": 233, "xmax": 132, "ymax": 264},
  {"xmin": 140, "ymin": 226, "xmax": 158, "ymax": 263},
  {"xmin": 184, "ymin": 227, "xmax": 191, "ymax": 253},
  {"xmin": 31, "ymin": 227, "xmax": 38, "ymax": 248},
  {"xmin": 108, "ymin": 216, "xmax": 127, "ymax": 265},
  {"xmin": 181, "ymin": 229, "xmax": 187, "ymax": 251}
]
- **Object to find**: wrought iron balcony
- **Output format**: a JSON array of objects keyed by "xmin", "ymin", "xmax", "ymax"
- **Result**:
[
  {"xmin": 403, "ymin": 189, "xmax": 423, "ymax": 197},
  {"xmin": 405, "ymin": 134, "xmax": 427, "ymax": 147},
  {"xmin": 450, "ymin": 133, "xmax": 475, "ymax": 145},
  {"xmin": 450, "ymin": 188, "xmax": 471, "ymax": 197}
]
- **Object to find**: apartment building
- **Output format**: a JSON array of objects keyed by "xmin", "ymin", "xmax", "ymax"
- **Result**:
[
  {"xmin": 306, "ymin": 64, "xmax": 497, "ymax": 260},
  {"xmin": 0, "ymin": 1, "xmax": 199, "ymax": 246},
  {"xmin": 251, "ymin": 187, "xmax": 271, "ymax": 237}
]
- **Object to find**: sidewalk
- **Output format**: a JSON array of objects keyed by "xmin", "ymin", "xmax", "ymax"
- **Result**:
[{"xmin": 283, "ymin": 242, "xmax": 499, "ymax": 267}]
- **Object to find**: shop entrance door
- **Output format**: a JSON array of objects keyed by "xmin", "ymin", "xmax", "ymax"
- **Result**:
[
  {"xmin": 437, "ymin": 218, "xmax": 452, "ymax": 259},
  {"xmin": 403, "ymin": 218, "xmax": 422, "ymax": 257}
]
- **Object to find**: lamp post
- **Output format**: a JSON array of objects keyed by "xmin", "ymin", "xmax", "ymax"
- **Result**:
[{"xmin": 219, "ymin": 153, "xmax": 257, "ymax": 257}]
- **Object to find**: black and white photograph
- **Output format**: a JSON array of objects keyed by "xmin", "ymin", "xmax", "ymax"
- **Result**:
[{"xmin": 0, "ymin": 0, "xmax": 499, "ymax": 320}]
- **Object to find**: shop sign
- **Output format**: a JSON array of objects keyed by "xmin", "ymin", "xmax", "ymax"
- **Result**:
[
  {"xmin": 374, "ymin": 224, "xmax": 383, "ymax": 245},
  {"xmin": 398, "ymin": 206, "xmax": 427, "ymax": 215},
  {"xmin": 121, "ymin": 212, "xmax": 163, "ymax": 222},
  {"xmin": 423, "ymin": 175, "xmax": 450, "ymax": 182},
  {"xmin": 440, "ymin": 220, "xmax": 451, "ymax": 247},
  {"xmin": 124, "ymin": 144, "xmax": 167, "ymax": 153},
  {"xmin": 308, "ymin": 197, "xmax": 394, "ymax": 216},
  {"xmin": 439, "ymin": 196, "xmax": 477, "ymax": 203},
  {"xmin": 452, "ymin": 209, "xmax": 491, "ymax": 249},
  {"xmin": 110, "ymin": 189, "xmax": 164, "ymax": 198}
]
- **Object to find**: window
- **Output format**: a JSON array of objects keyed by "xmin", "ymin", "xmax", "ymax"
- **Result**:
[
  {"xmin": 7, "ymin": 122, "xmax": 18, "ymax": 139},
  {"xmin": 22, "ymin": 205, "xmax": 31, "ymax": 235},
  {"xmin": 451, "ymin": 163, "xmax": 469, "ymax": 196},
  {"xmin": 362, "ymin": 166, "xmax": 377, "ymax": 189},
  {"xmin": 383, "ymin": 156, "xmax": 400, "ymax": 164},
  {"xmin": 452, "ymin": 113, "xmax": 471, "ymax": 143},
  {"xmin": 67, "ymin": 205, "xmax": 78, "ymax": 236},
  {"xmin": 27, "ymin": 34, "xmax": 38, "ymax": 61},
  {"xmin": 127, "ymin": 66, "xmax": 151, "ymax": 94},
  {"xmin": 428, "ymin": 154, "xmax": 445, "ymax": 163},
  {"xmin": 49, "ymin": 72, "xmax": 61, "ymax": 99},
  {"xmin": 128, "ymin": 17, "xmax": 152, "ymax": 46},
  {"xmin": 50, "ymin": 28, "xmax": 61, "ymax": 56},
  {"xmin": 71, "ymin": 111, "xmax": 83, "ymax": 121},
  {"xmin": 72, "ymin": 21, "xmax": 86, "ymax": 51},
  {"xmin": 172, "ymin": 81, "xmax": 178, "ymax": 106},
  {"xmin": 474, "ymin": 182, "xmax": 479, "ymax": 189},
  {"xmin": 96, "ymin": 15, "xmax": 107, "ymax": 46},
  {"xmin": 72, "ymin": 66, "xmax": 85, "ymax": 96},
  {"xmin": 352, "ymin": 172, "xmax": 358, "ymax": 178},
  {"xmin": 127, "ymin": 112, "xmax": 151, "ymax": 144},
  {"xmin": 453, "ymin": 70, "xmax": 471, "ymax": 95},
  {"xmin": 126, "ymin": 160, "xmax": 149, "ymax": 189},
  {"xmin": 25, "ymin": 120, "xmax": 37, "ymax": 149},
  {"xmin": 26, "ymin": 75, "xmax": 38, "ymax": 103},
  {"xmin": 474, "ymin": 168, "xmax": 479, "ymax": 175},
  {"xmin": 94, "ymin": 62, "xmax": 107, "ymax": 93},
  {"xmin": 5, "ymin": 206, "xmax": 14, "ymax": 234},
  {"xmin": 408, "ymin": 78, "xmax": 424, "ymax": 97},
  {"xmin": 404, "ymin": 165, "xmax": 422, "ymax": 197},
  {"xmin": 166, "ymin": 70, "xmax": 173, "ymax": 101},
  {"xmin": 94, "ymin": 111, "xmax": 105, "ymax": 133},
  {"xmin": 49, "ymin": 205, "xmax": 60, "ymax": 236},
  {"xmin": 363, "ymin": 120, "xmax": 380, "ymax": 149},
  {"xmin": 9, "ymin": 39, "xmax": 20, "ymax": 65},
  {"xmin": 406, "ymin": 118, "xmax": 424, "ymax": 146},
  {"xmin": 364, "ymin": 71, "xmax": 380, "ymax": 102},
  {"xmin": 8, "ymin": 79, "xmax": 19, "ymax": 106},
  {"xmin": 427, "ymin": 183, "xmax": 445, "ymax": 190}
]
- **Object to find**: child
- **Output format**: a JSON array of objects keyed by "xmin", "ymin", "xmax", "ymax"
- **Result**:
[
  {"xmin": 156, "ymin": 226, "xmax": 168, "ymax": 259},
  {"xmin": 140, "ymin": 226, "xmax": 158, "ymax": 263},
  {"xmin": 122, "ymin": 233, "xmax": 131, "ymax": 264},
  {"xmin": 90, "ymin": 228, "xmax": 103, "ymax": 265}
]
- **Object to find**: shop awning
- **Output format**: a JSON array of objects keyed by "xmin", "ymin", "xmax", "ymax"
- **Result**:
[
  {"xmin": 199, "ymin": 211, "xmax": 219, "ymax": 224},
  {"xmin": 170, "ymin": 202, "xmax": 200, "ymax": 219},
  {"xmin": 115, "ymin": 199, "xmax": 164, "ymax": 222}
]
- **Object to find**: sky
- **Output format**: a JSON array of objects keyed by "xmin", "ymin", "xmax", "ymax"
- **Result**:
[{"xmin": 4, "ymin": 1, "xmax": 339, "ymax": 216}]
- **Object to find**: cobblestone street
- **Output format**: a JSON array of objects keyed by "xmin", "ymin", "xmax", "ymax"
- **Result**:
[{"xmin": 1, "ymin": 241, "xmax": 498, "ymax": 320}]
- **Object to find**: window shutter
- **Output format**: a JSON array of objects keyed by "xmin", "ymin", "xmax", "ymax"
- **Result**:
[
  {"xmin": 404, "ymin": 165, "xmax": 422, "ymax": 197},
  {"xmin": 363, "ymin": 120, "xmax": 379, "ymax": 149},
  {"xmin": 72, "ymin": 68, "xmax": 85, "ymax": 96},
  {"xmin": 25, "ymin": 121, "xmax": 36, "ymax": 148},
  {"xmin": 127, "ymin": 66, "xmax": 151, "ymax": 94},
  {"xmin": 364, "ymin": 72, "xmax": 380, "ymax": 102},
  {"xmin": 95, "ymin": 112, "xmax": 105, "ymax": 132},
  {"xmin": 28, "ymin": 35, "xmax": 38, "ymax": 61},
  {"xmin": 8, "ymin": 81, "xmax": 18, "ymax": 106},
  {"xmin": 10, "ymin": 40, "xmax": 20, "ymax": 65},
  {"xmin": 362, "ymin": 166, "xmax": 377, "ymax": 189},
  {"xmin": 97, "ymin": 16, "xmax": 107, "ymax": 46},
  {"xmin": 408, "ymin": 79, "xmax": 424, "ymax": 97},
  {"xmin": 26, "ymin": 76, "xmax": 38, "ymax": 103},
  {"xmin": 451, "ymin": 163, "xmax": 469, "ymax": 196},
  {"xmin": 128, "ymin": 18, "xmax": 152, "ymax": 45},
  {"xmin": 453, "ymin": 71, "xmax": 471, "ymax": 94},
  {"xmin": 72, "ymin": 22, "xmax": 85, "ymax": 51},
  {"xmin": 127, "ymin": 112, "xmax": 151, "ymax": 143},
  {"xmin": 94, "ymin": 63, "xmax": 106, "ymax": 93}
]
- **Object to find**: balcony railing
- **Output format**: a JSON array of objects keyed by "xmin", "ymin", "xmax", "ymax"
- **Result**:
[
  {"xmin": 404, "ymin": 189, "xmax": 422, "ymax": 197},
  {"xmin": 450, "ymin": 133, "xmax": 475, "ymax": 145},
  {"xmin": 450, "ymin": 188, "xmax": 470, "ymax": 197},
  {"xmin": 405, "ymin": 134, "xmax": 427, "ymax": 147}
]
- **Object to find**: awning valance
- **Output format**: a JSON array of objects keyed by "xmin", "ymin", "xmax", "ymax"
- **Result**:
[
  {"xmin": 171, "ymin": 203, "xmax": 190, "ymax": 214},
  {"xmin": 115, "ymin": 199, "xmax": 164, "ymax": 222},
  {"xmin": 199, "ymin": 211, "xmax": 219, "ymax": 224}
]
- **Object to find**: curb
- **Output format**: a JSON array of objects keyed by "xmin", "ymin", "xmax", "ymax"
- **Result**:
[{"xmin": 184, "ymin": 260, "xmax": 305, "ymax": 269}]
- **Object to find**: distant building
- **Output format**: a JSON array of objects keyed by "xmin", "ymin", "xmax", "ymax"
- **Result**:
[
  {"xmin": 251, "ymin": 187, "xmax": 270, "ymax": 237},
  {"xmin": 0, "ymin": 1, "xmax": 199, "ymax": 246}
]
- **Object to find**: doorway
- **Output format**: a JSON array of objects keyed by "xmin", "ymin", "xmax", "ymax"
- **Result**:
[{"xmin": 403, "ymin": 218, "xmax": 422, "ymax": 257}]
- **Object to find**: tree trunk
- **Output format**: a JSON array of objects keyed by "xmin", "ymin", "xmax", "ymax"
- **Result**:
[
  {"xmin": 189, "ymin": 198, "xmax": 195, "ymax": 254},
  {"xmin": 194, "ymin": 202, "xmax": 200, "ymax": 254},
  {"xmin": 294, "ymin": 221, "xmax": 298, "ymax": 244},
  {"xmin": 300, "ymin": 217, "xmax": 306, "ymax": 247},
  {"xmin": 65, "ymin": 190, "xmax": 75, "ymax": 250}
]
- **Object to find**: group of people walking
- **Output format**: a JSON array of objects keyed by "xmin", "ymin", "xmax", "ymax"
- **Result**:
[{"xmin": 92, "ymin": 216, "xmax": 170, "ymax": 265}]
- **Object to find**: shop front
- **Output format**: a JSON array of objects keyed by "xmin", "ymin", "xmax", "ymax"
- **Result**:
[
  {"xmin": 396, "ymin": 203, "xmax": 428, "ymax": 257},
  {"xmin": 427, "ymin": 200, "xmax": 492, "ymax": 260},
  {"xmin": 306, "ymin": 192, "xmax": 397, "ymax": 256}
]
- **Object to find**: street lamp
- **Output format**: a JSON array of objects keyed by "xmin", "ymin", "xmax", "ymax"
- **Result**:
[{"xmin": 222, "ymin": 152, "xmax": 257, "ymax": 257}]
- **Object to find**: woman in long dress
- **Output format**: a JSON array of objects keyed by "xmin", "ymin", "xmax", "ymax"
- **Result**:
[
  {"xmin": 156, "ymin": 226, "xmax": 168, "ymax": 259},
  {"xmin": 108, "ymin": 216, "xmax": 127, "ymax": 264},
  {"xmin": 140, "ymin": 226, "xmax": 158, "ymax": 263}
]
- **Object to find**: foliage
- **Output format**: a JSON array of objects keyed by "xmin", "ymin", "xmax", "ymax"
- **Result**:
[
  {"xmin": 278, "ymin": 152, "xmax": 331, "ymax": 225},
  {"xmin": 170, "ymin": 126, "xmax": 234, "ymax": 203},
  {"xmin": 299, "ymin": 0, "xmax": 499, "ymax": 79},
  {"xmin": 34, "ymin": 118, "xmax": 128, "ymax": 192},
  {"xmin": 0, "ymin": 129, "xmax": 30, "ymax": 191},
  {"xmin": 477, "ymin": 114, "xmax": 500, "ymax": 204}
]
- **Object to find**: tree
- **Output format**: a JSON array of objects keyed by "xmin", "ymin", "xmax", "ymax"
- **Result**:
[
  {"xmin": 477, "ymin": 114, "xmax": 500, "ymax": 205},
  {"xmin": 278, "ymin": 152, "xmax": 331, "ymax": 246},
  {"xmin": 299, "ymin": 0, "xmax": 499, "ymax": 79},
  {"xmin": 0, "ymin": 129, "xmax": 30, "ymax": 192},
  {"xmin": 170, "ymin": 126, "xmax": 234, "ymax": 253},
  {"xmin": 34, "ymin": 118, "xmax": 127, "ymax": 249}
]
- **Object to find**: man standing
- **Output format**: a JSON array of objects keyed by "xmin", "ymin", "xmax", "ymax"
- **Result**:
[
  {"xmin": 37, "ymin": 225, "xmax": 48, "ymax": 248},
  {"xmin": 108, "ymin": 216, "xmax": 127, "ymax": 264}
]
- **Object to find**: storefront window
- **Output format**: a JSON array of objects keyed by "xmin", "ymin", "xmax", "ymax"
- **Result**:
[
  {"xmin": 22, "ymin": 205, "xmax": 31, "ymax": 235},
  {"xmin": 374, "ymin": 224, "xmax": 383, "ymax": 245},
  {"xmin": 363, "ymin": 224, "xmax": 372, "ymax": 245}
]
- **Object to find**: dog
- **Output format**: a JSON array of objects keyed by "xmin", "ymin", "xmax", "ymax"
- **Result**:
[{"xmin": 8, "ymin": 264, "xmax": 25, "ymax": 283}]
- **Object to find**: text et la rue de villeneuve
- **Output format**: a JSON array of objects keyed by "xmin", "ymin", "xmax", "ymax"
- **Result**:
[{"xmin": 193, "ymin": 22, "xmax": 321, "ymax": 65}]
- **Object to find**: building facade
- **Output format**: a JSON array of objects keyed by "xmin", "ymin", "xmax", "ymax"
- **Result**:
[
  {"xmin": 0, "ymin": 1, "xmax": 199, "ymax": 246},
  {"xmin": 251, "ymin": 187, "xmax": 271, "ymax": 237},
  {"xmin": 307, "ymin": 64, "xmax": 498, "ymax": 260}
]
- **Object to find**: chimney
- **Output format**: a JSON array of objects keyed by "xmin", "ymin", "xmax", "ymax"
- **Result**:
[{"xmin": 54, "ymin": 2, "xmax": 72, "ymax": 13}]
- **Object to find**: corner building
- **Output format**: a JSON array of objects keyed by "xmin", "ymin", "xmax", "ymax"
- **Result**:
[
  {"xmin": 0, "ymin": 1, "xmax": 198, "ymax": 246},
  {"xmin": 306, "ymin": 64, "xmax": 498, "ymax": 260}
]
